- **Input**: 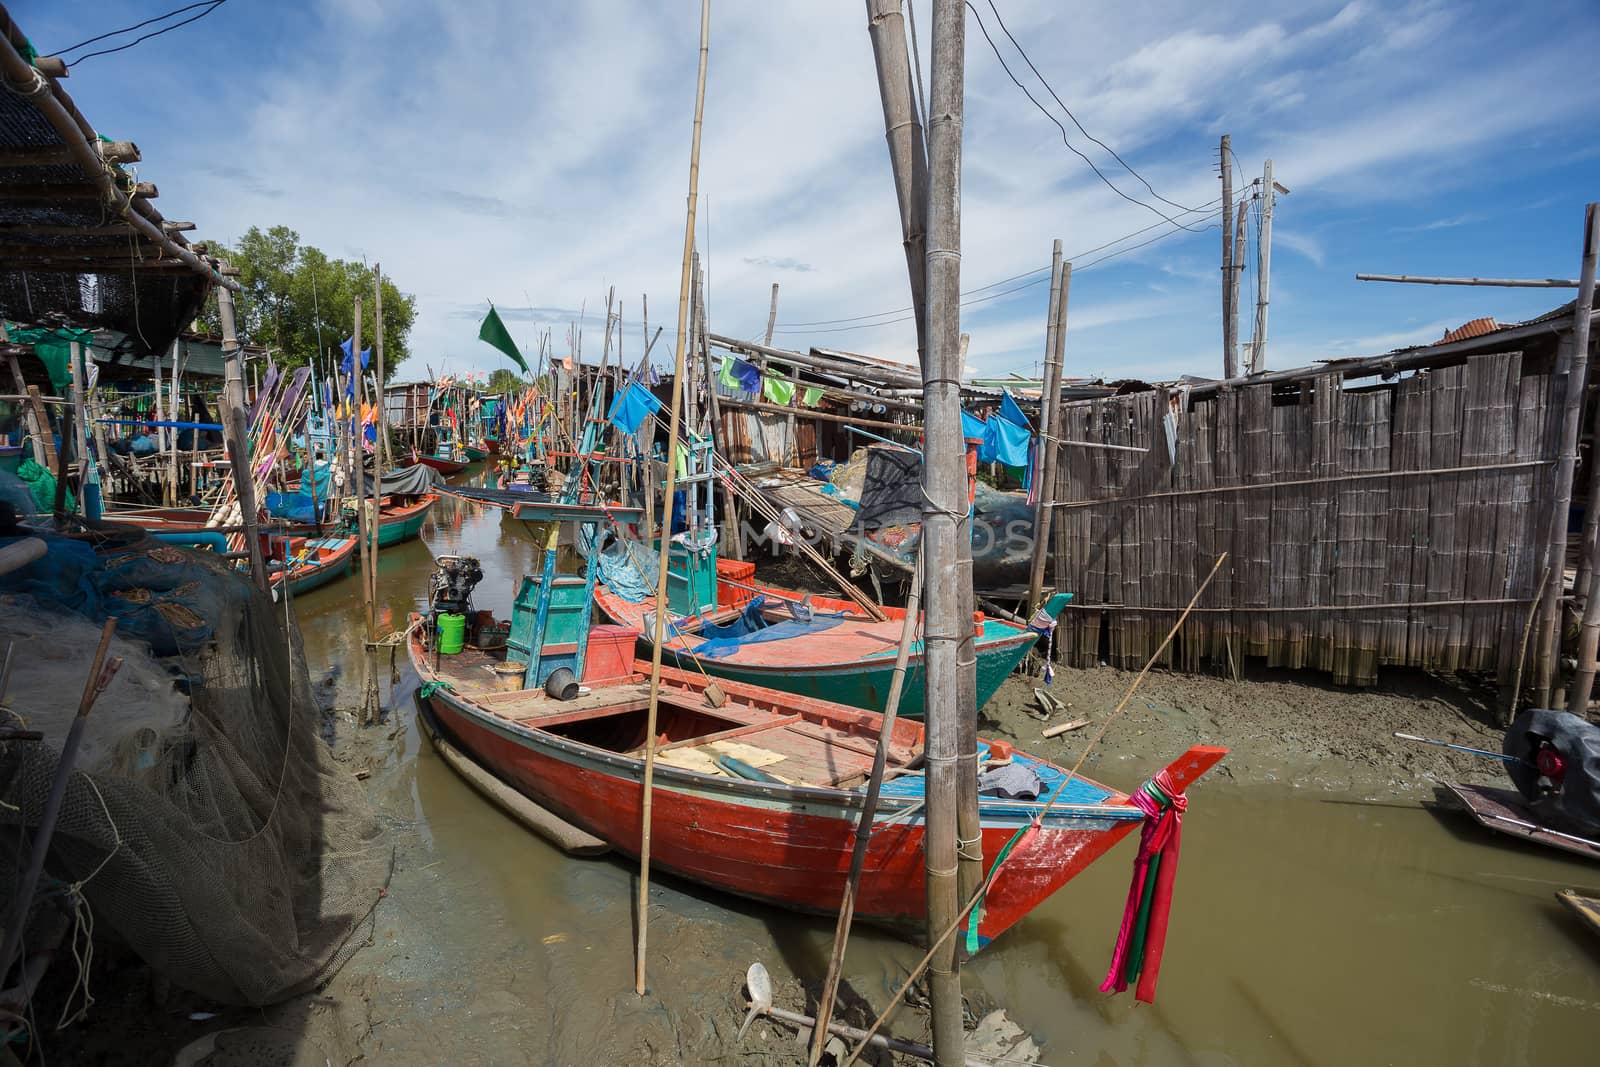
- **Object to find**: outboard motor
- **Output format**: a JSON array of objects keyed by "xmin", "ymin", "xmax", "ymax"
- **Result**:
[{"xmin": 429, "ymin": 554, "xmax": 484, "ymax": 617}]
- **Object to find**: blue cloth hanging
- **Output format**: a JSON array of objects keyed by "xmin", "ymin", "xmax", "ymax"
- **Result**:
[
  {"xmin": 982, "ymin": 414, "xmax": 1032, "ymax": 467},
  {"xmin": 606, "ymin": 381, "xmax": 663, "ymax": 435},
  {"xmin": 961, "ymin": 409, "xmax": 988, "ymax": 442},
  {"xmin": 999, "ymin": 388, "xmax": 1032, "ymax": 431}
]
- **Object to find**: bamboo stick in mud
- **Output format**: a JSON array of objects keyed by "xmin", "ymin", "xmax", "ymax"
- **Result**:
[{"xmin": 636, "ymin": 0, "xmax": 710, "ymax": 1000}]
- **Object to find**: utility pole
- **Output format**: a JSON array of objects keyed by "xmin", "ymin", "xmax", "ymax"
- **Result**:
[
  {"xmin": 1220, "ymin": 135, "xmax": 1236, "ymax": 379},
  {"xmin": 1231, "ymin": 198, "xmax": 1248, "ymax": 376},
  {"xmin": 921, "ymin": 0, "xmax": 966, "ymax": 1062},
  {"xmin": 1250, "ymin": 159, "xmax": 1288, "ymax": 374}
]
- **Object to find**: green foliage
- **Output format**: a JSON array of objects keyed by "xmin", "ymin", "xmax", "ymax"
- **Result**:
[
  {"xmin": 201, "ymin": 226, "xmax": 418, "ymax": 377},
  {"xmin": 485, "ymin": 368, "xmax": 525, "ymax": 395}
]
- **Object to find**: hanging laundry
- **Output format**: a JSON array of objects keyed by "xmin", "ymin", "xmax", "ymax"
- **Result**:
[
  {"xmin": 801, "ymin": 385, "xmax": 823, "ymax": 407},
  {"xmin": 762, "ymin": 375, "xmax": 795, "ymax": 405},
  {"xmin": 961, "ymin": 409, "xmax": 987, "ymax": 442},
  {"xmin": 999, "ymin": 388, "xmax": 1032, "ymax": 431}
]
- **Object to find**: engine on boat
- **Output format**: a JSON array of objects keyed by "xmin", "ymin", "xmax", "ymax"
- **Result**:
[{"xmin": 429, "ymin": 555, "xmax": 484, "ymax": 617}]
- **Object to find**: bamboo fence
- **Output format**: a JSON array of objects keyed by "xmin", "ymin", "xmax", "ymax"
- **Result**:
[{"xmin": 1049, "ymin": 350, "xmax": 1555, "ymax": 686}]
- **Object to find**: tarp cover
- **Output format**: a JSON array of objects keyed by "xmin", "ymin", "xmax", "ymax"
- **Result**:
[
  {"xmin": 1504, "ymin": 707, "xmax": 1600, "ymax": 836},
  {"xmin": 673, "ymin": 594, "xmax": 847, "ymax": 659}
]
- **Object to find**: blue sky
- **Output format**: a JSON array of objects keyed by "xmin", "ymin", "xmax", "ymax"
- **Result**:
[{"xmin": 23, "ymin": 0, "xmax": 1600, "ymax": 382}]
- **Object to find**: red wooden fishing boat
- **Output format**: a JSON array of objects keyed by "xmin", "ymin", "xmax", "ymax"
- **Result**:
[
  {"xmin": 409, "ymin": 617, "xmax": 1225, "ymax": 946},
  {"xmin": 402, "ymin": 451, "xmax": 470, "ymax": 476}
]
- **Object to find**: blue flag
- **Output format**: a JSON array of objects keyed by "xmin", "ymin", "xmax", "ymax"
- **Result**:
[
  {"xmin": 607, "ymin": 381, "xmax": 663, "ymax": 435},
  {"xmin": 961, "ymin": 409, "xmax": 987, "ymax": 442},
  {"xmin": 981, "ymin": 414, "xmax": 1032, "ymax": 467},
  {"xmin": 339, "ymin": 337, "xmax": 371, "ymax": 378},
  {"xmin": 999, "ymin": 388, "xmax": 1032, "ymax": 432}
]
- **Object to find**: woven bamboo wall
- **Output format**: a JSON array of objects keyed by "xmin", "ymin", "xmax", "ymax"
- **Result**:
[{"xmin": 1049, "ymin": 350, "xmax": 1554, "ymax": 685}]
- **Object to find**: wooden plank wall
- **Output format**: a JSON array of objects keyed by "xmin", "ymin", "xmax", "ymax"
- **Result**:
[{"xmin": 1049, "ymin": 351, "xmax": 1552, "ymax": 686}]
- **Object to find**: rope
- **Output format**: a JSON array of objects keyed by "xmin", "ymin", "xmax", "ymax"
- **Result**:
[
  {"xmin": 54, "ymin": 774, "xmax": 122, "ymax": 1029},
  {"xmin": 841, "ymin": 552, "xmax": 1228, "ymax": 1066}
]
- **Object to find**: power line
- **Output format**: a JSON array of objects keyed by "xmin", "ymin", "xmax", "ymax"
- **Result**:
[
  {"xmin": 57, "ymin": 0, "xmax": 229, "ymax": 68},
  {"xmin": 983, "ymin": 0, "xmax": 1205, "ymax": 214},
  {"xmin": 965, "ymin": 0, "xmax": 1208, "ymax": 233},
  {"xmin": 773, "ymin": 208, "xmax": 1224, "ymax": 336},
  {"xmin": 774, "ymin": 194, "xmax": 1224, "ymax": 331}
]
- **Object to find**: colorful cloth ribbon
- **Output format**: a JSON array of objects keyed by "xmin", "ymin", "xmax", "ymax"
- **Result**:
[{"xmin": 1101, "ymin": 769, "xmax": 1187, "ymax": 1003}]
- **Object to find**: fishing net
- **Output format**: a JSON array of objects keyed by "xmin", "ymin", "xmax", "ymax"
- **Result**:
[{"xmin": 0, "ymin": 521, "xmax": 391, "ymax": 1007}]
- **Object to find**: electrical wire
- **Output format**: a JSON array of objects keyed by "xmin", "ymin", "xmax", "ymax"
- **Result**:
[
  {"xmin": 984, "ymin": 0, "xmax": 1205, "ymax": 214},
  {"xmin": 57, "ymin": 0, "xmax": 229, "ymax": 68},
  {"xmin": 771, "ymin": 194, "xmax": 1225, "ymax": 334},
  {"xmin": 776, "ymin": 214, "xmax": 1222, "ymax": 337},
  {"xmin": 966, "ymin": 0, "xmax": 1208, "ymax": 233}
]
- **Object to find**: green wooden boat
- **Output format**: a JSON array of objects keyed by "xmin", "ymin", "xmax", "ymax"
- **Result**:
[
  {"xmin": 268, "ymin": 535, "xmax": 357, "ymax": 597},
  {"xmin": 463, "ymin": 445, "xmax": 489, "ymax": 462},
  {"xmin": 594, "ymin": 577, "xmax": 1071, "ymax": 718},
  {"xmin": 345, "ymin": 493, "xmax": 437, "ymax": 548}
]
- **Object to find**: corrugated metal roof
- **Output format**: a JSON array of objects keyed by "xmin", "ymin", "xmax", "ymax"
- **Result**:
[{"xmin": 1439, "ymin": 317, "xmax": 1499, "ymax": 343}]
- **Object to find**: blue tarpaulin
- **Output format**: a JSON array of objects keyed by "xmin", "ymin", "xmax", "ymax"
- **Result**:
[
  {"xmin": 672, "ymin": 595, "xmax": 848, "ymax": 659},
  {"xmin": 961, "ymin": 410, "xmax": 987, "ymax": 442},
  {"xmin": 999, "ymin": 388, "xmax": 1032, "ymax": 431},
  {"xmin": 980, "ymin": 414, "xmax": 1032, "ymax": 467}
]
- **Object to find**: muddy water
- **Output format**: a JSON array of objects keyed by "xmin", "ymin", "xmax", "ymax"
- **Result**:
[{"xmin": 291, "ymin": 481, "xmax": 1600, "ymax": 1066}]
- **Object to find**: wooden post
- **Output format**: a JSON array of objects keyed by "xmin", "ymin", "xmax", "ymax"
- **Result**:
[
  {"xmin": 1560, "ymin": 203, "xmax": 1600, "ymax": 713},
  {"xmin": 810, "ymin": 546, "xmax": 923, "ymax": 1066},
  {"xmin": 67, "ymin": 342, "xmax": 89, "ymax": 512},
  {"xmin": 215, "ymin": 282, "xmax": 268, "ymax": 589},
  {"xmin": 374, "ymin": 263, "xmax": 392, "ymax": 472},
  {"xmin": 1026, "ymin": 241, "xmax": 1065, "ymax": 610},
  {"xmin": 1220, "ymin": 134, "xmax": 1237, "ymax": 379},
  {"xmin": 637, "ymin": 0, "xmax": 709, "ymax": 999},
  {"xmin": 920, "ymin": 1, "xmax": 966, "ymax": 1060},
  {"xmin": 1231, "ymin": 199, "xmax": 1248, "ymax": 373},
  {"xmin": 763, "ymin": 282, "xmax": 780, "ymax": 346},
  {"xmin": 1250, "ymin": 159, "xmax": 1278, "ymax": 374},
  {"xmin": 864, "ymin": 0, "xmax": 930, "ymax": 373}
]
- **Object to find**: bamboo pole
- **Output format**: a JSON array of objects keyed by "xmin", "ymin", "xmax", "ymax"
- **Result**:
[
  {"xmin": 216, "ymin": 282, "xmax": 267, "ymax": 589},
  {"xmin": 636, "ymin": 0, "xmax": 710, "ymax": 999},
  {"xmin": 1560, "ymin": 204, "xmax": 1600, "ymax": 712},
  {"xmin": 764, "ymin": 282, "xmax": 780, "ymax": 346},
  {"xmin": 810, "ymin": 545, "xmax": 923, "ymax": 1066},
  {"xmin": 375, "ymin": 263, "xmax": 393, "ymax": 472},
  {"xmin": 1535, "ymin": 203, "xmax": 1598, "ymax": 708},
  {"xmin": 920, "ymin": 1, "xmax": 966, "ymax": 1059},
  {"xmin": 864, "ymin": 0, "xmax": 930, "ymax": 374},
  {"xmin": 1025, "ymin": 244, "xmax": 1064, "ymax": 611},
  {"xmin": 1230, "ymin": 199, "xmax": 1247, "ymax": 374}
]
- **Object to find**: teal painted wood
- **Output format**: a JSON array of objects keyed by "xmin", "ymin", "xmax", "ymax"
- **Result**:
[
  {"xmin": 284, "ymin": 551, "xmax": 354, "ymax": 596},
  {"xmin": 653, "ymin": 626, "xmax": 1038, "ymax": 719},
  {"xmin": 374, "ymin": 502, "xmax": 432, "ymax": 547},
  {"xmin": 463, "ymin": 446, "xmax": 489, "ymax": 462}
]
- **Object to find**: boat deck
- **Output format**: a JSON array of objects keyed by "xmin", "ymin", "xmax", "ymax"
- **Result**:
[{"xmin": 424, "ymin": 638, "xmax": 928, "ymax": 791}]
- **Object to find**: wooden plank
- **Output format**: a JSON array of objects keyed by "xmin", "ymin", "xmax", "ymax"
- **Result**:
[{"xmin": 1499, "ymin": 363, "xmax": 1551, "ymax": 688}]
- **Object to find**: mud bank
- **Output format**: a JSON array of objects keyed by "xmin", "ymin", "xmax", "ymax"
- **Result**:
[{"xmin": 981, "ymin": 660, "xmax": 1513, "ymax": 798}]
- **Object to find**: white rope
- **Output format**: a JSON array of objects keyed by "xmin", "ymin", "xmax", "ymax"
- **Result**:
[{"xmin": 55, "ymin": 774, "xmax": 122, "ymax": 1030}]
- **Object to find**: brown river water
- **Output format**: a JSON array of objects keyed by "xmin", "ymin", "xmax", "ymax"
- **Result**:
[{"xmin": 283, "ymin": 479, "xmax": 1600, "ymax": 1066}]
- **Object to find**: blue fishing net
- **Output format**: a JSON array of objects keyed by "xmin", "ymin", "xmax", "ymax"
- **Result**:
[{"xmin": 0, "ymin": 531, "xmax": 238, "ymax": 656}]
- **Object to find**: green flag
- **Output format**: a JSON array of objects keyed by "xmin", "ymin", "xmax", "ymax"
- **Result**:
[
  {"xmin": 801, "ymin": 385, "xmax": 823, "ymax": 407},
  {"xmin": 718, "ymin": 356, "xmax": 740, "ymax": 391},
  {"xmin": 478, "ymin": 305, "xmax": 529, "ymax": 374},
  {"xmin": 762, "ymin": 375, "xmax": 795, "ymax": 405}
]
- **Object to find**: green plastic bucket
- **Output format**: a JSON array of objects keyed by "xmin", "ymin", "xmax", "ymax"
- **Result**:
[{"xmin": 436, "ymin": 612, "xmax": 466, "ymax": 654}]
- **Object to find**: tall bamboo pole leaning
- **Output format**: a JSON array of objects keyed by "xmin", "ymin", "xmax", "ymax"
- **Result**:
[
  {"xmin": 763, "ymin": 282, "xmax": 780, "ymax": 345},
  {"xmin": 1559, "ymin": 203, "xmax": 1600, "ymax": 713},
  {"xmin": 1025, "ymin": 242, "xmax": 1065, "ymax": 611},
  {"xmin": 1535, "ymin": 203, "xmax": 1599, "ymax": 707},
  {"xmin": 636, "ymin": 0, "xmax": 710, "ymax": 999},
  {"xmin": 810, "ymin": 545, "xmax": 923, "ymax": 1066},
  {"xmin": 920, "ymin": 1, "xmax": 967, "ymax": 1061},
  {"xmin": 699, "ymin": 262, "xmax": 743, "ymax": 560},
  {"xmin": 215, "ymin": 279, "xmax": 268, "ymax": 589},
  {"xmin": 375, "ymin": 263, "xmax": 393, "ymax": 472},
  {"xmin": 370, "ymin": 268, "xmax": 387, "ymax": 715},
  {"xmin": 1220, "ymin": 134, "xmax": 1236, "ymax": 379},
  {"xmin": 865, "ymin": 0, "xmax": 930, "ymax": 374}
]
